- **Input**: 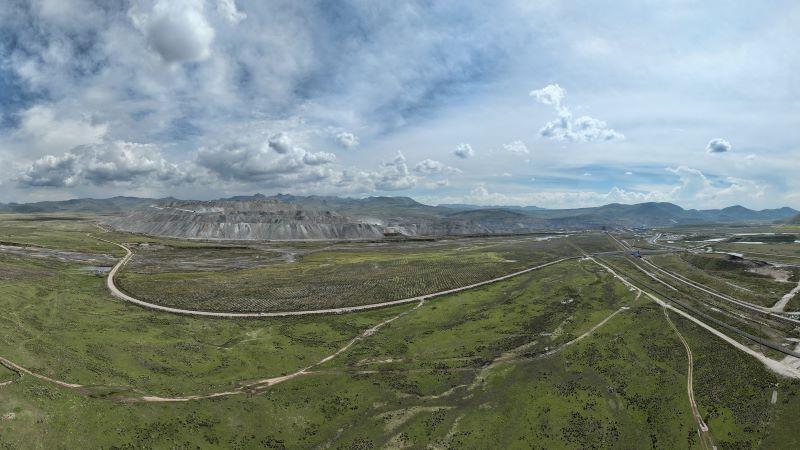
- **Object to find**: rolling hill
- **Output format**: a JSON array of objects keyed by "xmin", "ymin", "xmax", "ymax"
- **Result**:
[{"xmin": 785, "ymin": 213, "xmax": 800, "ymax": 224}]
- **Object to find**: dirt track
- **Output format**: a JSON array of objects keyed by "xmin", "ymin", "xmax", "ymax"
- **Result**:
[
  {"xmin": 0, "ymin": 247, "xmax": 575, "ymax": 402},
  {"xmin": 6, "ymin": 230, "xmax": 799, "ymax": 407},
  {"xmin": 94, "ymin": 233, "xmax": 574, "ymax": 318},
  {"xmin": 771, "ymin": 280, "xmax": 800, "ymax": 312},
  {"xmin": 662, "ymin": 307, "xmax": 716, "ymax": 450},
  {"xmin": 590, "ymin": 256, "xmax": 800, "ymax": 379},
  {"xmin": 0, "ymin": 355, "xmax": 83, "ymax": 389}
]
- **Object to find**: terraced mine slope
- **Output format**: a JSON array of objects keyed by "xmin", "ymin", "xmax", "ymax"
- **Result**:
[
  {"xmin": 106, "ymin": 200, "xmax": 390, "ymax": 240},
  {"xmin": 7, "ymin": 195, "xmax": 798, "ymax": 238},
  {"xmin": 105, "ymin": 199, "xmax": 503, "ymax": 240}
]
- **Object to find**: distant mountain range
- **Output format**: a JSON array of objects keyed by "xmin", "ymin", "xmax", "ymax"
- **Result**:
[
  {"xmin": 0, "ymin": 196, "xmax": 159, "ymax": 213},
  {"xmin": 439, "ymin": 204, "xmax": 545, "ymax": 212},
  {"xmin": 1, "ymin": 194, "xmax": 797, "ymax": 239}
]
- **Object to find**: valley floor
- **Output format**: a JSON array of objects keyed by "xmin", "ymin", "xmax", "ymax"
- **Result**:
[{"xmin": 2, "ymin": 215, "xmax": 800, "ymax": 448}]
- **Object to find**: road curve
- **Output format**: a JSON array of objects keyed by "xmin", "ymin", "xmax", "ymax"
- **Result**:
[{"xmin": 94, "ymin": 234, "xmax": 575, "ymax": 318}]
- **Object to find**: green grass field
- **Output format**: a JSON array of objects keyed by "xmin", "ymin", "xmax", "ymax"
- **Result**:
[
  {"xmin": 4, "ymin": 254, "xmax": 799, "ymax": 448},
  {"xmin": 115, "ymin": 234, "xmax": 619, "ymax": 313},
  {"xmin": 0, "ymin": 214, "xmax": 123, "ymax": 254},
  {"xmin": 3, "ymin": 216, "xmax": 800, "ymax": 448}
]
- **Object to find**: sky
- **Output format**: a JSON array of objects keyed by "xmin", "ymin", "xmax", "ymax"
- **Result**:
[{"xmin": 0, "ymin": 0, "xmax": 798, "ymax": 209}]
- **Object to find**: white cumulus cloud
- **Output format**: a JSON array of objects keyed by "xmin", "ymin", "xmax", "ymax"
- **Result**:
[
  {"xmin": 145, "ymin": 0, "xmax": 215, "ymax": 63},
  {"xmin": 531, "ymin": 84, "xmax": 624, "ymax": 142},
  {"xmin": 373, "ymin": 152, "xmax": 416, "ymax": 190},
  {"xmin": 17, "ymin": 153, "xmax": 79, "ymax": 187},
  {"xmin": 503, "ymin": 140, "xmax": 529, "ymax": 155},
  {"xmin": 706, "ymin": 138, "xmax": 732, "ymax": 154},
  {"xmin": 453, "ymin": 143, "xmax": 474, "ymax": 159},
  {"xmin": 13, "ymin": 105, "xmax": 108, "ymax": 155},
  {"xmin": 196, "ymin": 138, "xmax": 335, "ymax": 184},
  {"xmin": 413, "ymin": 159, "xmax": 461, "ymax": 175},
  {"xmin": 334, "ymin": 131, "xmax": 359, "ymax": 149},
  {"xmin": 17, "ymin": 142, "xmax": 192, "ymax": 187},
  {"xmin": 529, "ymin": 84, "xmax": 566, "ymax": 109}
]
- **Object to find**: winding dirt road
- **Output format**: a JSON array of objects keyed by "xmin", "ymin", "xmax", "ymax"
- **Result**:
[
  {"xmin": 94, "ymin": 233, "xmax": 574, "ymax": 318},
  {"xmin": 6, "ymin": 230, "xmax": 798, "ymax": 409},
  {"xmin": 0, "ymin": 298, "xmax": 427, "ymax": 403},
  {"xmin": 135, "ymin": 298, "xmax": 429, "ymax": 402},
  {"xmin": 0, "ymin": 243, "xmax": 575, "ymax": 402},
  {"xmin": 0, "ymin": 355, "xmax": 83, "ymax": 389}
]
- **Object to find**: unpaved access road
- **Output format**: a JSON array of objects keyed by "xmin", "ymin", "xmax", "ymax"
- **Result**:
[
  {"xmin": 486, "ymin": 292, "xmax": 639, "ymax": 372},
  {"xmin": 589, "ymin": 257, "xmax": 800, "ymax": 379},
  {"xmin": 0, "ymin": 243, "xmax": 577, "ymax": 402},
  {"xmin": 136, "ymin": 298, "xmax": 429, "ymax": 402},
  {"xmin": 0, "ymin": 298, "xmax": 426, "ymax": 403},
  {"xmin": 94, "ymin": 233, "xmax": 575, "ymax": 318},
  {"xmin": 771, "ymin": 279, "xmax": 800, "ymax": 312},
  {"xmin": 662, "ymin": 307, "xmax": 716, "ymax": 450},
  {"xmin": 639, "ymin": 257, "xmax": 800, "ymax": 327},
  {"xmin": 0, "ymin": 355, "xmax": 83, "ymax": 389}
]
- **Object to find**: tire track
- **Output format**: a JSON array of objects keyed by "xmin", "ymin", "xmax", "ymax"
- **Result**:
[{"xmin": 662, "ymin": 307, "xmax": 716, "ymax": 450}]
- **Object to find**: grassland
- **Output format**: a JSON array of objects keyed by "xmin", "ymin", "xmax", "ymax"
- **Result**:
[
  {"xmin": 0, "ymin": 250, "xmax": 411, "ymax": 397},
  {"xmin": 0, "ymin": 249, "xmax": 688, "ymax": 448},
  {"xmin": 0, "ymin": 214, "xmax": 122, "ymax": 255},
  {"xmin": 670, "ymin": 309, "xmax": 800, "ymax": 449},
  {"xmin": 0, "ymin": 365, "xmax": 15, "ymax": 384},
  {"xmin": 1, "ymin": 213, "xmax": 625, "ymax": 313},
  {"xmin": 4, "ymin": 215, "xmax": 800, "ymax": 448},
  {"xmin": 115, "ymin": 234, "xmax": 615, "ymax": 313},
  {"xmin": 4, "ymin": 251, "xmax": 800, "ymax": 448}
]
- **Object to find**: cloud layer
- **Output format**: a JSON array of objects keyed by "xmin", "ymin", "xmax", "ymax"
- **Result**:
[
  {"xmin": 0, "ymin": 1, "xmax": 797, "ymax": 209},
  {"xmin": 18, "ymin": 142, "xmax": 191, "ymax": 187}
]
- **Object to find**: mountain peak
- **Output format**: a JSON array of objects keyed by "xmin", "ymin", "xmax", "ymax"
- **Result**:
[{"xmin": 721, "ymin": 205, "xmax": 751, "ymax": 212}]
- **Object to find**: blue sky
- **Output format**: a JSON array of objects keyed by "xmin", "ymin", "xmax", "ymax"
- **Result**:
[{"xmin": 0, "ymin": 0, "xmax": 798, "ymax": 209}]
